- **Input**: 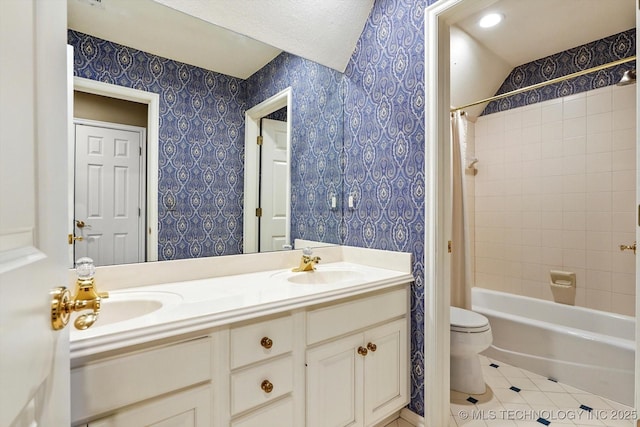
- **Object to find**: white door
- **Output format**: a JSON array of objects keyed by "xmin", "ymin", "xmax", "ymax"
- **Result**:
[
  {"xmin": 260, "ymin": 118, "xmax": 289, "ymax": 251},
  {"xmin": 74, "ymin": 122, "xmax": 145, "ymax": 266},
  {"xmin": 0, "ymin": 0, "xmax": 70, "ymax": 426}
]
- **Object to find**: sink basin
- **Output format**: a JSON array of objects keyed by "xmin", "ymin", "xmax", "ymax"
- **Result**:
[
  {"xmin": 286, "ymin": 269, "xmax": 365, "ymax": 285},
  {"xmin": 74, "ymin": 291, "xmax": 183, "ymax": 329}
]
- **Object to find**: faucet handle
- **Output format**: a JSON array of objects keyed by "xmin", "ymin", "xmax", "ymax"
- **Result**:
[{"xmin": 303, "ymin": 247, "xmax": 313, "ymax": 256}]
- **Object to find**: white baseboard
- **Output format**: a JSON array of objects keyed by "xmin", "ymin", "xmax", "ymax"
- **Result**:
[{"xmin": 400, "ymin": 408, "xmax": 425, "ymax": 427}]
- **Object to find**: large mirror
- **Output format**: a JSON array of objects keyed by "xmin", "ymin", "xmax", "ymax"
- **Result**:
[{"xmin": 67, "ymin": 0, "xmax": 346, "ymax": 266}]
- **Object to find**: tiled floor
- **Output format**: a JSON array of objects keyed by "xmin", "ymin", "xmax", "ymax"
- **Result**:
[{"xmin": 450, "ymin": 356, "xmax": 636, "ymax": 427}]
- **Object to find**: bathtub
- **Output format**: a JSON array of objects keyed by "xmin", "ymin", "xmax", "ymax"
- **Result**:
[{"xmin": 471, "ymin": 287, "xmax": 635, "ymax": 406}]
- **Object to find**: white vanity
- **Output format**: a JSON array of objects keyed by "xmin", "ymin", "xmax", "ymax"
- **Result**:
[{"xmin": 69, "ymin": 246, "xmax": 413, "ymax": 427}]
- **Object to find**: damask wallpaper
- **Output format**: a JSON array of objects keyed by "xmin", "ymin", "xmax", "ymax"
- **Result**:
[
  {"xmin": 69, "ymin": 31, "xmax": 344, "ymax": 261},
  {"xmin": 70, "ymin": 0, "xmax": 431, "ymax": 413},
  {"xmin": 483, "ymin": 28, "xmax": 636, "ymax": 115},
  {"xmin": 70, "ymin": 29, "xmax": 247, "ymax": 260},
  {"xmin": 343, "ymin": 0, "xmax": 429, "ymax": 414},
  {"xmin": 246, "ymin": 52, "xmax": 344, "ymax": 247}
]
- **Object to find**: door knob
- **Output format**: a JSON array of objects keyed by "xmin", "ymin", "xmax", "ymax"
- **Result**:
[
  {"xmin": 51, "ymin": 258, "xmax": 109, "ymax": 330},
  {"xmin": 75, "ymin": 220, "xmax": 86, "ymax": 228},
  {"xmin": 357, "ymin": 346, "xmax": 368, "ymax": 356}
]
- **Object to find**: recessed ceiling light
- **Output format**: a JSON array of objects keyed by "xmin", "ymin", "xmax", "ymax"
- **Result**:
[{"xmin": 479, "ymin": 12, "xmax": 503, "ymax": 28}]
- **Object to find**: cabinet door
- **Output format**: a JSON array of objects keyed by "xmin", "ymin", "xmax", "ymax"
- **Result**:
[
  {"xmin": 88, "ymin": 385, "xmax": 211, "ymax": 427},
  {"xmin": 231, "ymin": 396, "xmax": 295, "ymax": 427},
  {"xmin": 363, "ymin": 318, "xmax": 408, "ymax": 426},
  {"xmin": 306, "ymin": 334, "xmax": 364, "ymax": 427}
]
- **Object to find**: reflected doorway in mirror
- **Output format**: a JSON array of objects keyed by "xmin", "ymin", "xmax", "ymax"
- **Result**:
[{"xmin": 244, "ymin": 87, "xmax": 292, "ymax": 253}]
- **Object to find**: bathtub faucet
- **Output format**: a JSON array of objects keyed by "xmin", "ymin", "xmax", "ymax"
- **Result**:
[{"xmin": 292, "ymin": 247, "xmax": 321, "ymax": 272}]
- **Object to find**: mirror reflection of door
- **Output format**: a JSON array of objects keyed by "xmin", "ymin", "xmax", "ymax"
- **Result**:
[
  {"xmin": 74, "ymin": 121, "xmax": 146, "ymax": 266},
  {"xmin": 244, "ymin": 89, "xmax": 291, "ymax": 254},
  {"xmin": 259, "ymin": 118, "xmax": 288, "ymax": 252}
]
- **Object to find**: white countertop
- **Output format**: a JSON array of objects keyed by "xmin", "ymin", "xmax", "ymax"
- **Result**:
[{"xmin": 69, "ymin": 260, "xmax": 413, "ymax": 361}]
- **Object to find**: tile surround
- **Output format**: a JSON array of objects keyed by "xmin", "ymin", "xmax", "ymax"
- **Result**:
[{"xmin": 472, "ymin": 84, "xmax": 636, "ymax": 315}]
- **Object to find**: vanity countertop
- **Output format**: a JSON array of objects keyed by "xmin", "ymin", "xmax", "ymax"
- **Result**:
[{"xmin": 69, "ymin": 260, "xmax": 413, "ymax": 361}]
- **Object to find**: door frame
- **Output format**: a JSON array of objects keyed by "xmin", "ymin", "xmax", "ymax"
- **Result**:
[
  {"xmin": 70, "ymin": 77, "xmax": 159, "ymax": 264},
  {"xmin": 73, "ymin": 119, "xmax": 147, "ymax": 264},
  {"xmin": 426, "ymin": 1, "xmax": 640, "ymax": 425},
  {"xmin": 243, "ymin": 87, "xmax": 292, "ymax": 253}
]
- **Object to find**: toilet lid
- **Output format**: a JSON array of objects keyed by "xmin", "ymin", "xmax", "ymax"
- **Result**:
[{"xmin": 450, "ymin": 306, "xmax": 490, "ymax": 333}]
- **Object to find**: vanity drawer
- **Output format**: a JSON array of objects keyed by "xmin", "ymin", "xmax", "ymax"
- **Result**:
[
  {"xmin": 230, "ymin": 314, "xmax": 293, "ymax": 369},
  {"xmin": 231, "ymin": 396, "xmax": 294, "ymax": 427},
  {"xmin": 230, "ymin": 355, "xmax": 294, "ymax": 415},
  {"xmin": 71, "ymin": 337, "xmax": 212, "ymax": 423},
  {"xmin": 306, "ymin": 286, "xmax": 408, "ymax": 345}
]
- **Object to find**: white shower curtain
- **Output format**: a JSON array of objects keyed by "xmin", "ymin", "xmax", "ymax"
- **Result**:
[{"xmin": 450, "ymin": 111, "xmax": 472, "ymax": 309}]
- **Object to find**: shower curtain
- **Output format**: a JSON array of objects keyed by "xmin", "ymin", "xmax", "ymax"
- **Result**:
[{"xmin": 450, "ymin": 111, "xmax": 472, "ymax": 309}]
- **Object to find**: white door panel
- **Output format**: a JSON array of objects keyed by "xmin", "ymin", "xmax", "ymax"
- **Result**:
[
  {"xmin": 75, "ymin": 123, "xmax": 144, "ymax": 266},
  {"xmin": 260, "ymin": 119, "xmax": 289, "ymax": 252},
  {"xmin": 0, "ymin": 0, "xmax": 69, "ymax": 426}
]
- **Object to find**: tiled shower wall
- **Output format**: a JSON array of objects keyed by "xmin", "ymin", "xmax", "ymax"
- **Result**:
[{"xmin": 472, "ymin": 83, "xmax": 636, "ymax": 316}]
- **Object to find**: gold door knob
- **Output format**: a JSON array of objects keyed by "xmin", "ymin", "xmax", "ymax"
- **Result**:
[
  {"xmin": 260, "ymin": 337, "xmax": 273, "ymax": 349},
  {"xmin": 367, "ymin": 342, "xmax": 377, "ymax": 352},
  {"xmin": 261, "ymin": 379, "xmax": 273, "ymax": 393},
  {"xmin": 357, "ymin": 346, "xmax": 368, "ymax": 356},
  {"xmin": 75, "ymin": 220, "xmax": 86, "ymax": 228}
]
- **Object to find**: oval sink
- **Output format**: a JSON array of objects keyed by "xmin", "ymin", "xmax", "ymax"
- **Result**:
[
  {"xmin": 73, "ymin": 291, "xmax": 183, "ymax": 329},
  {"xmin": 287, "ymin": 269, "xmax": 365, "ymax": 285}
]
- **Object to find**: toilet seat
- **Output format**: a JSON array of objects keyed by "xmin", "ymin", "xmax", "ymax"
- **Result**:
[{"xmin": 450, "ymin": 306, "xmax": 490, "ymax": 333}]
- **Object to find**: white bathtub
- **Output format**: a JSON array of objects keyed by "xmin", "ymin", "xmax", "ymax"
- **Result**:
[{"xmin": 471, "ymin": 287, "xmax": 635, "ymax": 406}]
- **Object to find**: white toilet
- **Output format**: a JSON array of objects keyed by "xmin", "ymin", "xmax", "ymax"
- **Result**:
[{"xmin": 450, "ymin": 306, "xmax": 493, "ymax": 395}]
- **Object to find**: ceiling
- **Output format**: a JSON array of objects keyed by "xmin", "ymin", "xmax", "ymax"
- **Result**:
[
  {"xmin": 68, "ymin": 0, "xmax": 634, "ymax": 112},
  {"xmin": 451, "ymin": 0, "xmax": 635, "ymax": 117},
  {"xmin": 67, "ymin": 0, "xmax": 373, "ymax": 79},
  {"xmin": 456, "ymin": 0, "xmax": 635, "ymax": 68}
]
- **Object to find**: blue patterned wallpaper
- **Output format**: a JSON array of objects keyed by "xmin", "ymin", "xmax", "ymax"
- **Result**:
[
  {"xmin": 69, "ymin": 30, "xmax": 246, "ymax": 260},
  {"xmin": 246, "ymin": 52, "xmax": 344, "ymax": 246},
  {"xmin": 483, "ymin": 28, "xmax": 636, "ymax": 115},
  {"xmin": 69, "ymin": 31, "xmax": 344, "ymax": 260},
  {"xmin": 343, "ymin": 0, "xmax": 428, "ymax": 415},
  {"xmin": 71, "ymin": 0, "xmax": 431, "ymax": 413}
]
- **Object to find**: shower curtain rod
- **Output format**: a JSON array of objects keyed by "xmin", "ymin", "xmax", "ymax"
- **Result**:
[{"xmin": 450, "ymin": 55, "xmax": 636, "ymax": 112}]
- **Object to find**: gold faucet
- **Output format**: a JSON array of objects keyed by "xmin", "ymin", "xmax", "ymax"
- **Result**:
[
  {"xmin": 292, "ymin": 247, "xmax": 321, "ymax": 272},
  {"xmin": 51, "ymin": 257, "xmax": 109, "ymax": 330}
]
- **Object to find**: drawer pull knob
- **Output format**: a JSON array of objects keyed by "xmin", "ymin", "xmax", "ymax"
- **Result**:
[
  {"xmin": 357, "ymin": 346, "xmax": 368, "ymax": 356},
  {"xmin": 260, "ymin": 337, "xmax": 273, "ymax": 349},
  {"xmin": 261, "ymin": 379, "xmax": 274, "ymax": 393},
  {"xmin": 367, "ymin": 342, "xmax": 377, "ymax": 352}
]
